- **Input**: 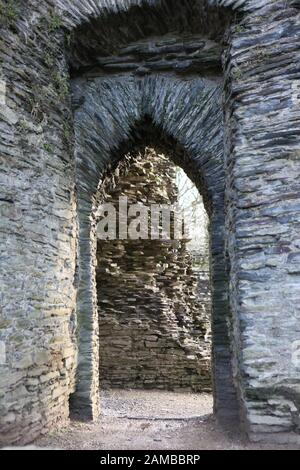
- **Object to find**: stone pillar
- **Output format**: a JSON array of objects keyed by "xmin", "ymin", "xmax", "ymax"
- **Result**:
[
  {"xmin": 211, "ymin": 209, "xmax": 239, "ymax": 427},
  {"xmin": 70, "ymin": 202, "xmax": 100, "ymax": 420},
  {"xmin": 224, "ymin": 2, "xmax": 300, "ymax": 443}
]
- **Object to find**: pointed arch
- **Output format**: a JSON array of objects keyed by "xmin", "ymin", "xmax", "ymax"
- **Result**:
[{"xmin": 72, "ymin": 74, "xmax": 239, "ymax": 424}]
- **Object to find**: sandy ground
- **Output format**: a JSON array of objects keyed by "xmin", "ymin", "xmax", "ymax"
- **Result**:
[{"xmin": 33, "ymin": 390, "xmax": 297, "ymax": 450}]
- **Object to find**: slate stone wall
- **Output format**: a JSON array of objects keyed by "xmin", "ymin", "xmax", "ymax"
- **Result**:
[
  {"xmin": 223, "ymin": 1, "xmax": 300, "ymax": 444},
  {"xmin": 0, "ymin": 0, "xmax": 300, "ymax": 445},
  {"xmin": 0, "ymin": 1, "xmax": 78, "ymax": 445},
  {"xmin": 96, "ymin": 147, "xmax": 212, "ymax": 391}
]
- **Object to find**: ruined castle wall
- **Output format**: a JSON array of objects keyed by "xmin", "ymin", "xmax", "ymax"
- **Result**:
[
  {"xmin": 96, "ymin": 148, "xmax": 211, "ymax": 391},
  {"xmin": 0, "ymin": 0, "xmax": 300, "ymax": 446},
  {"xmin": 223, "ymin": 4, "xmax": 300, "ymax": 443},
  {"xmin": 0, "ymin": 1, "xmax": 78, "ymax": 445}
]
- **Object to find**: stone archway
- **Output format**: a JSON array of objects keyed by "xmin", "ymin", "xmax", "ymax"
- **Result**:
[{"xmin": 71, "ymin": 74, "xmax": 239, "ymax": 425}]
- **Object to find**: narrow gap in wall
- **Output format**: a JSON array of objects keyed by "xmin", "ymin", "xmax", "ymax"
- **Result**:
[{"xmin": 95, "ymin": 145, "xmax": 213, "ymax": 429}]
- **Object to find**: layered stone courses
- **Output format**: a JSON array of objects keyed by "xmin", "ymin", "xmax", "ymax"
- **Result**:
[
  {"xmin": 96, "ymin": 147, "xmax": 212, "ymax": 392},
  {"xmin": 0, "ymin": 0, "xmax": 300, "ymax": 445}
]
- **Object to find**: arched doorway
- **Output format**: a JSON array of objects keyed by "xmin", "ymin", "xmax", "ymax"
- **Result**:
[
  {"xmin": 71, "ymin": 75, "xmax": 239, "ymax": 425},
  {"xmin": 96, "ymin": 145, "xmax": 212, "ymax": 392},
  {"xmin": 67, "ymin": 1, "xmax": 238, "ymax": 426}
]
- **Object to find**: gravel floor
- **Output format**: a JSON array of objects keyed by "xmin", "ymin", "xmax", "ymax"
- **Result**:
[{"xmin": 33, "ymin": 390, "xmax": 297, "ymax": 450}]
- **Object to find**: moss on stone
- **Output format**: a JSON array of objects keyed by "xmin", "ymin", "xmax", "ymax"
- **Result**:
[
  {"xmin": 43, "ymin": 142, "xmax": 54, "ymax": 153},
  {"xmin": 53, "ymin": 72, "xmax": 69, "ymax": 99},
  {"xmin": 234, "ymin": 24, "xmax": 247, "ymax": 34},
  {"xmin": 47, "ymin": 13, "xmax": 64, "ymax": 33},
  {"xmin": 63, "ymin": 120, "xmax": 72, "ymax": 141},
  {"xmin": 0, "ymin": 0, "xmax": 19, "ymax": 29},
  {"xmin": 44, "ymin": 52, "xmax": 55, "ymax": 69}
]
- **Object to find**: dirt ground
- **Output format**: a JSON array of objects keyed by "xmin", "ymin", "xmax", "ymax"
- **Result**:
[{"xmin": 33, "ymin": 390, "xmax": 297, "ymax": 450}]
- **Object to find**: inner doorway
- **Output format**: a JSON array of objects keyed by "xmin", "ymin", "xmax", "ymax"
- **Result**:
[{"xmin": 95, "ymin": 145, "xmax": 213, "ymax": 431}]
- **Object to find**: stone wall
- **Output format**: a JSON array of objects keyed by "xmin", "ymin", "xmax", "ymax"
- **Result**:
[
  {"xmin": 0, "ymin": 0, "xmax": 78, "ymax": 445},
  {"xmin": 223, "ymin": 2, "xmax": 300, "ymax": 443},
  {"xmin": 0, "ymin": 0, "xmax": 300, "ymax": 446},
  {"xmin": 96, "ymin": 147, "xmax": 211, "ymax": 391}
]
